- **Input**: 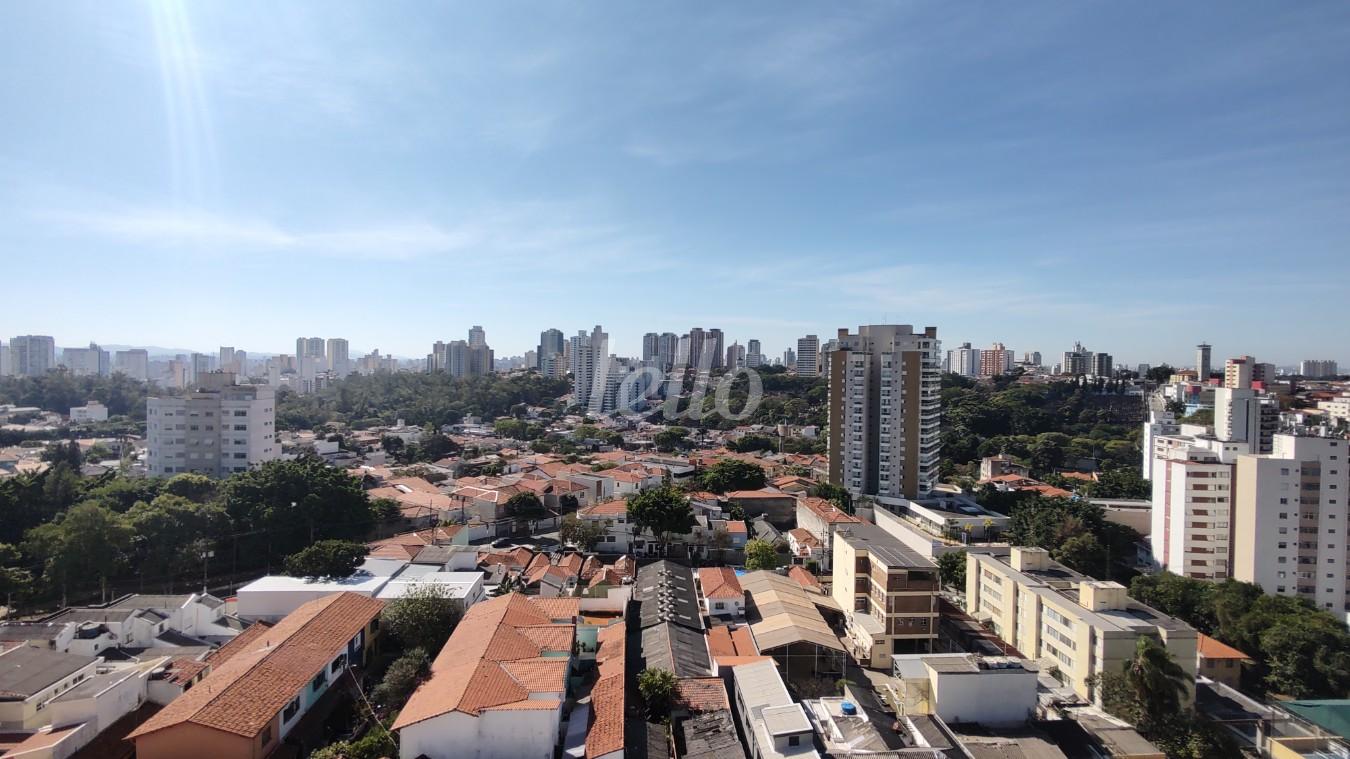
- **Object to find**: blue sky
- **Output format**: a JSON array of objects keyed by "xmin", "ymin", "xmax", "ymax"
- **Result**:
[{"xmin": 3, "ymin": 2, "xmax": 1348, "ymax": 367}]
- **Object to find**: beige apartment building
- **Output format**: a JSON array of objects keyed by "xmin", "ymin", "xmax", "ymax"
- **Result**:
[
  {"xmin": 831, "ymin": 521, "xmax": 939, "ymax": 669},
  {"xmin": 966, "ymin": 547, "xmax": 1198, "ymax": 706},
  {"xmin": 827, "ymin": 324, "xmax": 941, "ymax": 500},
  {"xmin": 1233, "ymin": 435, "xmax": 1349, "ymax": 615}
]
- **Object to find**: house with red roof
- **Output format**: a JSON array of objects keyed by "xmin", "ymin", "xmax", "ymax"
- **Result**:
[
  {"xmin": 697, "ymin": 567, "xmax": 745, "ymax": 618},
  {"xmin": 392, "ymin": 594, "xmax": 578, "ymax": 759},
  {"xmin": 128, "ymin": 593, "xmax": 383, "ymax": 759}
]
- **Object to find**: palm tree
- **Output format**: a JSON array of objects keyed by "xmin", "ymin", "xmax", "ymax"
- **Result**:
[{"xmin": 1122, "ymin": 636, "xmax": 1189, "ymax": 715}]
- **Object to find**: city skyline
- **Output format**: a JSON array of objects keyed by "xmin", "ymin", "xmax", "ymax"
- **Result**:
[
  {"xmin": 4, "ymin": 4, "xmax": 1350, "ymax": 363},
  {"xmin": 0, "ymin": 329, "xmax": 1342, "ymax": 372}
]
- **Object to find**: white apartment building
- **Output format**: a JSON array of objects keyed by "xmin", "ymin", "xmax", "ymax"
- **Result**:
[
  {"xmin": 113, "ymin": 349, "xmax": 149, "ymax": 381},
  {"xmin": 1299, "ymin": 360, "xmax": 1338, "ymax": 379},
  {"xmin": 1141, "ymin": 408, "xmax": 1180, "ymax": 481},
  {"xmin": 1150, "ymin": 435, "xmax": 1238, "ymax": 580},
  {"xmin": 146, "ymin": 373, "xmax": 278, "ymax": 477},
  {"xmin": 966, "ymin": 547, "xmax": 1198, "ymax": 706},
  {"xmin": 1233, "ymin": 435, "xmax": 1349, "ymax": 616},
  {"xmin": 945, "ymin": 343, "xmax": 981, "ymax": 378},
  {"xmin": 10, "ymin": 335, "xmax": 56, "ymax": 377},
  {"xmin": 326, "ymin": 338, "xmax": 349, "ymax": 375},
  {"xmin": 69, "ymin": 402, "xmax": 108, "ymax": 424},
  {"xmin": 1316, "ymin": 395, "xmax": 1350, "ymax": 424},
  {"xmin": 828, "ymin": 325, "xmax": 941, "ymax": 500},
  {"xmin": 63, "ymin": 343, "xmax": 110, "ymax": 377},
  {"xmin": 1214, "ymin": 387, "xmax": 1277, "ymax": 455},
  {"xmin": 796, "ymin": 334, "xmax": 820, "ymax": 376},
  {"xmin": 572, "ymin": 325, "xmax": 608, "ymax": 414}
]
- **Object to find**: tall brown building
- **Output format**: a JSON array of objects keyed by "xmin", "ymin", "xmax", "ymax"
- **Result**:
[{"xmin": 827, "ymin": 324, "xmax": 941, "ymax": 499}]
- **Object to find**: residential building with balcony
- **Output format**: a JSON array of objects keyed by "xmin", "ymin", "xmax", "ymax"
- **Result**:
[
  {"xmin": 1232, "ymin": 435, "xmax": 1349, "ymax": 616},
  {"xmin": 145, "ymin": 372, "xmax": 277, "ymax": 478},
  {"xmin": 830, "ymin": 521, "xmax": 939, "ymax": 669},
  {"xmin": 965, "ymin": 547, "xmax": 1198, "ymax": 706},
  {"xmin": 827, "ymin": 324, "xmax": 941, "ymax": 500}
]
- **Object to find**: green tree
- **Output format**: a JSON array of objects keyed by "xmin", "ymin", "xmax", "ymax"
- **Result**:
[
  {"xmin": 637, "ymin": 668, "xmax": 678, "ymax": 720},
  {"xmin": 1122, "ymin": 636, "xmax": 1189, "ymax": 722},
  {"xmin": 808, "ymin": 482, "xmax": 853, "ymax": 515},
  {"xmin": 936, "ymin": 550, "xmax": 966, "ymax": 589},
  {"xmin": 371, "ymin": 647, "xmax": 429, "ymax": 709},
  {"xmin": 380, "ymin": 583, "xmax": 462, "ymax": 653},
  {"xmin": 653, "ymin": 426, "xmax": 690, "ymax": 452},
  {"xmin": 1085, "ymin": 467, "xmax": 1150, "ymax": 499},
  {"xmin": 125, "ymin": 494, "xmax": 229, "ymax": 591},
  {"xmin": 505, "ymin": 492, "xmax": 549, "ymax": 534},
  {"xmin": 282, "ymin": 540, "xmax": 367, "ymax": 579},
  {"xmin": 559, "ymin": 515, "xmax": 606, "ymax": 552},
  {"xmin": 162, "ymin": 472, "xmax": 218, "ymax": 502},
  {"xmin": 41, "ymin": 440, "xmax": 83, "ymax": 468},
  {"xmin": 0, "ymin": 543, "xmax": 33, "ymax": 614},
  {"xmin": 1054, "ymin": 534, "xmax": 1108, "ymax": 577},
  {"xmin": 24, "ymin": 500, "xmax": 133, "ymax": 603},
  {"xmin": 221, "ymin": 456, "xmax": 374, "ymax": 563},
  {"xmin": 1181, "ymin": 408, "xmax": 1214, "ymax": 426},
  {"xmin": 744, "ymin": 538, "xmax": 780, "ymax": 570},
  {"xmin": 700, "ymin": 460, "xmax": 767, "ymax": 493},
  {"xmin": 626, "ymin": 486, "xmax": 696, "ymax": 557}
]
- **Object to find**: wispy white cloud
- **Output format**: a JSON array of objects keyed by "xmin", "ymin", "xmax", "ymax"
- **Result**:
[{"xmin": 38, "ymin": 202, "xmax": 652, "ymax": 266}]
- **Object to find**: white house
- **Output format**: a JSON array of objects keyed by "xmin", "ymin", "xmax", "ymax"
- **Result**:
[
  {"xmin": 68, "ymin": 402, "xmax": 108, "ymax": 424},
  {"xmin": 393, "ymin": 594, "xmax": 576, "ymax": 759}
]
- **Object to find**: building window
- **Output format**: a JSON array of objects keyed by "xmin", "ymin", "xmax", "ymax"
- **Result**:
[
  {"xmin": 788, "ymin": 736, "xmax": 801, "ymax": 747},
  {"xmin": 283, "ymin": 697, "xmax": 300, "ymax": 722},
  {"xmin": 312, "ymin": 671, "xmax": 326, "ymax": 693},
  {"xmin": 261, "ymin": 725, "xmax": 272, "ymax": 745}
]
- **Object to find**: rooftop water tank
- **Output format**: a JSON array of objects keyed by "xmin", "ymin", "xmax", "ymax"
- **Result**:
[{"xmin": 840, "ymin": 701, "xmax": 857, "ymax": 716}]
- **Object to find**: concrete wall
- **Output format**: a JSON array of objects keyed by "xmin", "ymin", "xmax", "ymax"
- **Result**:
[
  {"xmin": 927, "ymin": 667, "xmax": 1038, "ymax": 726},
  {"xmin": 399, "ymin": 707, "xmax": 559, "ymax": 759}
]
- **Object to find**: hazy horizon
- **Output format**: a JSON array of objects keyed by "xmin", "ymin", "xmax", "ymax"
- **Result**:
[{"xmin": 4, "ymin": 2, "xmax": 1348, "ymax": 367}]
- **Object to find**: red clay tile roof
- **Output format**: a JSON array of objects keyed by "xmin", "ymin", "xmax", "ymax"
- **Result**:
[
  {"xmin": 788, "ymin": 528, "xmax": 821, "ymax": 548},
  {"xmin": 798, "ymin": 496, "xmax": 861, "ymax": 524},
  {"xmin": 366, "ymin": 526, "xmax": 462, "ymax": 560},
  {"xmin": 787, "ymin": 566, "xmax": 822, "ymax": 590},
  {"xmin": 724, "ymin": 489, "xmax": 788, "ymax": 499},
  {"xmin": 531, "ymin": 597, "xmax": 581, "ymax": 621},
  {"xmin": 674, "ymin": 678, "xmax": 730, "ymax": 712},
  {"xmin": 588, "ymin": 567, "xmax": 624, "ymax": 589},
  {"xmin": 724, "ymin": 520, "xmax": 747, "ymax": 534},
  {"xmin": 587, "ymin": 621, "xmax": 626, "ymax": 758},
  {"xmin": 164, "ymin": 657, "xmax": 210, "ymax": 686},
  {"xmin": 706, "ymin": 625, "xmax": 757, "ymax": 658},
  {"xmin": 130, "ymin": 593, "xmax": 384, "ymax": 741},
  {"xmin": 580, "ymin": 499, "xmax": 629, "ymax": 517},
  {"xmin": 698, "ymin": 567, "xmax": 744, "ymax": 600},
  {"xmin": 392, "ymin": 594, "xmax": 575, "ymax": 731},
  {"xmin": 612, "ymin": 555, "xmax": 636, "ymax": 579},
  {"xmin": 1197, "ymin": 633, "xmax": 1250, "ymax": 660},
  {"xmin": 204, "ymin": 621, "xmax": 273, "ymax": 667}
]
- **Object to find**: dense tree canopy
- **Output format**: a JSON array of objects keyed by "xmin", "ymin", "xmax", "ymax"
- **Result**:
[
  {"xmin": 380, "ymin": 584, "xmax": 463, "ymax": 654},
  {"xmin": 699, "ymin": 459, "xmax": 767, "ymax": 493},
  {"xmin": 941, "ymin": 374, "xmax": 1142, "ymax": 479},
  {"xmin": 0, "ymin": 371, "xmax": 152, "ymax": 420},
  {"xmin": 627, "ymin": 485, "xmax": 695, "ymax": 555},
  {"xmin": 221, "ymin": 456, "xmax": 376, "ymax": 562},
  {"xmin": 283, "ymin": 539, "xmax": 367, "ymax": 579},
  {"xmin": 1130, "ymin": 572, "xmax": 1350, "ymax": 698},
  {"xmin": 273, "ymin": 371, "xmax": 570, "ymax": 430}
]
